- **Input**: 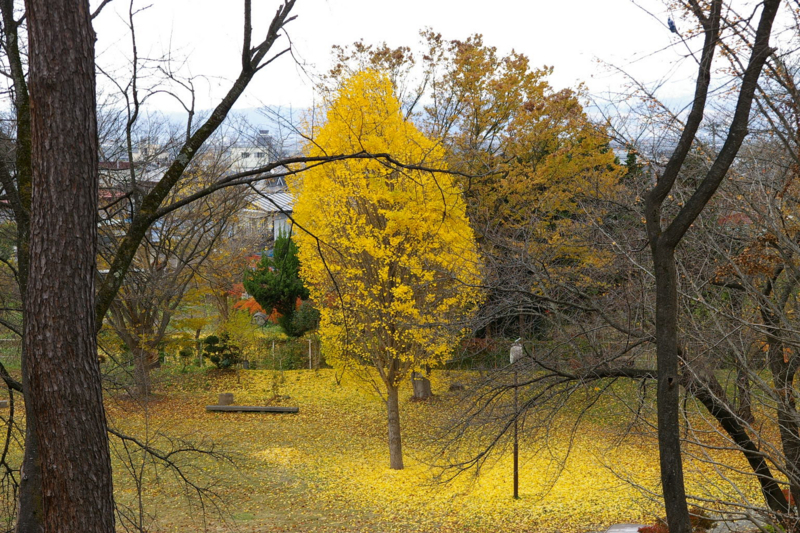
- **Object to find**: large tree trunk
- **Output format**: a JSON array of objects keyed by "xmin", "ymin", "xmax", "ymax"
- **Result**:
[
  {"xmin": 22, "ymin": 0, "xmax": 115, "ymax": 531},
  {"xmin": 133, "ymin": 347, "xmax": 153, "ymax": 398},
  {"xmin": 653, "ymin": 244, "xmax": 692, "ymax": 533},
  {"xmin": 386, "ymin": 383, "xmax": 404, "ymax": 470}
]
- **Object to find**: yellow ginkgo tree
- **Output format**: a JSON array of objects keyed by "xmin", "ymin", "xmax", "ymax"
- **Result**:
[{"xmin": 290, "ymin": 70, "xmax": 482, "ymax": 469}]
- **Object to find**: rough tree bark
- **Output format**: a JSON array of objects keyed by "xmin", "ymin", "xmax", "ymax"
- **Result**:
[{"xmin": 21, "ymin": 0, "xmax": 115, "ymax": 531}]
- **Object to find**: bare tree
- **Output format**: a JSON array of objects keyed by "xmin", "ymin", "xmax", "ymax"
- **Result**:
[
  {"xmin": 640, "ymin": 2, "xmax": 780, "ymax": 531},
  {"xmin": 101, "ymin": 154, "xmax": 246, "ymax": 396}
]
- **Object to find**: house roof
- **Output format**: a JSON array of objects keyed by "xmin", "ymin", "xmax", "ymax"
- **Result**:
[{"xmin": 252, "ymin": 191, "xmax": 293, "ymax": 213}]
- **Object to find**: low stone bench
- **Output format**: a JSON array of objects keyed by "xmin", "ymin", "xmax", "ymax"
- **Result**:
[{"xmin": 205, "ymin": 405, "xmax": 298, "ymax": 413}]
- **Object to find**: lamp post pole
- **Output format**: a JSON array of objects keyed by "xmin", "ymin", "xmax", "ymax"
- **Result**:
[
  {"xmin": 513, "ymin": 367, "xmax": 519, "ymax": 499},
  {"xmin": 510, "ymin": 339, "xmax": 523, "ymax": 500}
]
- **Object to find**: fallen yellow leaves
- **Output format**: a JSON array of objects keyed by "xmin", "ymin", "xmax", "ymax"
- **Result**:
[
  {"xmin": 255, "ymin": 446, "xmax": 303, "ymax": 467},
  {"xmin": 103, "ymin": 369, "xmax": 765, "ymax": 532}
]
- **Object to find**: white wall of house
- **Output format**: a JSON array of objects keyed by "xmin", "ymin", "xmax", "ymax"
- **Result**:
[{"xmin": 274, "ymin": 213, "xmax": 292, "ymax": 240}]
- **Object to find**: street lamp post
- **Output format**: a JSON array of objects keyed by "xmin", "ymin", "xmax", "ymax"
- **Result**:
[{"xmin": 510, "ymin": 339, "xmax": 523, "ymax": 499}]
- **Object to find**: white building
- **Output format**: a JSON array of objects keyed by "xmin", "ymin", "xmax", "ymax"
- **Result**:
[{"xmin": 227, "ymin": 130, "xmax": 279, "ymax": 173}]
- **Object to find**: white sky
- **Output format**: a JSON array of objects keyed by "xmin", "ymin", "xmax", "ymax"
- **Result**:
[{"xmin": 91, "ymin": 0, "xmax": 704, "ymax": 114}]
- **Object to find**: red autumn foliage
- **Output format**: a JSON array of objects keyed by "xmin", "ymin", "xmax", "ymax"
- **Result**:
[
  {"xmin": 229, "ymin": 282, "xmax": 246, "ymax": 298},
  {"xmin": 233, "ymin": 297, "xmax": 266, "ymax": 315}
]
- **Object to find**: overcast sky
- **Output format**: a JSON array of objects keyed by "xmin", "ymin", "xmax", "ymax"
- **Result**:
[{"xmin": 91, "ymin": 0, "xmax": 703, "ymax": 115}]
